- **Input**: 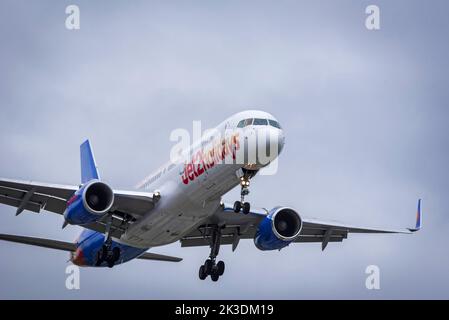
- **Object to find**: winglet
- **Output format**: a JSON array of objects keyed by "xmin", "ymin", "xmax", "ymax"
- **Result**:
[
  {"xmin": 408, "ymin": 199, "xmax": 422, "ymax": 232},
  {"xmin": 80, "ymin": 140, "xmax": 100, "ymax": 184}
]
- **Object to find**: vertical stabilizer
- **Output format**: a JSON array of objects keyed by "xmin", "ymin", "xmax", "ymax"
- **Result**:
[{"xmin": 80, "ymin": 140, "xmax": 100, "ymax": 184}]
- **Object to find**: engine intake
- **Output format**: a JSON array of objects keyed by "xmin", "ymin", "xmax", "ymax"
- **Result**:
[
  {"xmin": 272, "ymin": 208, "xmax": 302, "ymax": 240},
  {"xmin": 64, "ymin": 181, "xmax": 114, "ymax": 225},
  {"xmin": 254, "ymin": 207, "xmax": 302, "ymax": 251},
  {"xmin": 84, "ymin": 181, "xmax": 114, "ymax": 213}
]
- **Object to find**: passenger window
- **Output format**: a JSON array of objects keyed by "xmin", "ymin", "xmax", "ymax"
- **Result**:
[
  {"xmin": 253, "ymin": 118, "xmax": 268, "ymax": 125},
  {"xmin": 244, "ymin": 118, "xmax": 253, "ymax": 126},
  {"xmin": 269, "ymin": 120, "xmax": 282, "ymax": 129},
  {"xmin": 237, "ymin": 120, "xmax": 245, "ymax": 128}
]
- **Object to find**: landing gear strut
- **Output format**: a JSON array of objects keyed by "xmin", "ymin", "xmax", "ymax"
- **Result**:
[
  {"xmin": 233, "ymin": 175, "xmax": 251, "ymax": 214},
  {"xmin": 199, "ymin": 226, "xmax": 225, "ymax": 282},
  {"xmin": 95, "ymin": 215, "xmax": 121, "ymax": 268}
]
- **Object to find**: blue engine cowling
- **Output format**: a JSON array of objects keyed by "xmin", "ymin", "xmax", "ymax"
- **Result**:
[
  {"xmin": 64, "ymin": 180, "xmax": 114, "ymax": 225},
  {"xmin": 254, "ymin": 207, "xmax": 303, "ymax": 251}
]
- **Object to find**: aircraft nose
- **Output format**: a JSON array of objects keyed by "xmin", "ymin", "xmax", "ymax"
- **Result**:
[
  {"xmin": 256, "ymin": 125, "xmax": 285, "ymax": 166},
  {"xmin": 277, "ymin": 128, "xmax": 285, "ymax": 155},
  {"xmin": 266, "ymin": 126, "xmax": 285, "ymax": 155}
]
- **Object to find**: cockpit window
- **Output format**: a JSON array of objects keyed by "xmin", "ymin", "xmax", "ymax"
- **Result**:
[
  {"xmin": 244, "ymin": 118, "xmax": 253, "ymax": 126},
  {"xmin": 253, "ymin": 118, "xmax": 268, "ymax": 125},
  {"xmin": 269, "ymin": 119, "xmax": 282, "ymax": 129},
  {"xmin": 237, "ymin": 118, "xmax": 280, "ymax": 128}
]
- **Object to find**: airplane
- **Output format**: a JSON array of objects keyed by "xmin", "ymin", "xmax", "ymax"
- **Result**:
[{"xmin": 0, "ymin": 110, "xmax": 422, "ymax": 282}]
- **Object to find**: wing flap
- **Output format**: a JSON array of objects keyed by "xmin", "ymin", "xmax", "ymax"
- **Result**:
[
  {"xmin": 0, "ymin": 178, "xmax": 77, "ymax": 200},
  {"xmin": 0, "ymin": 194, "xmax": 42, "ymax": 213},
  {"xmin": 0, "ymin": 185, "xmax": 69, "ymax": 214},
  {"xmin": 83, "ymin": 217, "xmax": 125, "ymax": 239},
  {"xmin": 295, "ymin": 235, "xmax": 346, "ymax": 243},
  {"xmin": 299, "ymin": 226, "xmax": 347, "ymax": 237},
  {"xmin": 181, "ymin": 235, "xmax": 236, "ymax": 248},
  {"xmin": 112, "ymin": 190, "xmax": 155, "ymax": 217},
  {"xmin": 301, "ymin": 219, "xmax": 412, "ymax": 235}
]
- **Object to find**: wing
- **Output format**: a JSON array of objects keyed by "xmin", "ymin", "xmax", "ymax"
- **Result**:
[
  {"xmin": 0, "ymin": 178, "xmax": 157, "ymax": 238},
  {"xmin": 0, "ymin": 178, "xmax": 78, "ymax": 215},
  {"xmin": 298, "ymin": 217, "xmax": 412, "ymax": 250},
  {"xmin": 0, "ymin": 233, "xmax": 182, "ymax": 262},
  {"xmin": 180, "ymin": 201, "xmax": 420, "ymax": 251}
]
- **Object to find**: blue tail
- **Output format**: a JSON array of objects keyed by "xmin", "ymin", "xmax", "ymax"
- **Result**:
[
  {"xmin": 80, "ymin": 140, "xmax": 100, "ymax": 184},
  {"xmin": 408, "ymin": 199, "xmax": 422, "ymax": 232}
]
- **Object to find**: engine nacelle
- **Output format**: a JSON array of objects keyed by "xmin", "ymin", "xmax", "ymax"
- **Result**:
[
  {"xmin": 254, "ymin": 207, "xmax": 303, "ymax": 251},
  {"xmin": 64, "ymin": 181, "xmax": 114, "ymax": 225}
]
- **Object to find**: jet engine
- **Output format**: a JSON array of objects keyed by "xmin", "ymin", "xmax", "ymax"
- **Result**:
[
  {"xmin": 254, "ymin": 207, "xmax": 302, "ymax": 251},
  {"xmin": 64, "ymin": 181, "xmax": 114, "ymax": 225}
]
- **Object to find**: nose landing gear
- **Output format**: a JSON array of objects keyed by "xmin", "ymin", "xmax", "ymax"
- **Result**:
[
  {"xmin": 233, "ymin": 176, "xmax": 251, "ymax": 214},
  {"xmin": 199, "ymin": 226, "xmax": 225, "ymax": 282}
]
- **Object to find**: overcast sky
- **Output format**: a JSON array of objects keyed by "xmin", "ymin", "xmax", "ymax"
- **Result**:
[{"xmin": 1, "ymin": 0, "xmax": 448, "ymax": 299}]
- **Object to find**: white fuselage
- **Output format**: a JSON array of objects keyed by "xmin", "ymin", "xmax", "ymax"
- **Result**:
[{"xmin": 120, "ymin": 110, "xmax": 285, "ymax": 248}]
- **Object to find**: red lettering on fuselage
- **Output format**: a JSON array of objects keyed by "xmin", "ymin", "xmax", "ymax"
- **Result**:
[{"xmin": 181, "ymin": 133, "xmax": 240, "ymax": 185}]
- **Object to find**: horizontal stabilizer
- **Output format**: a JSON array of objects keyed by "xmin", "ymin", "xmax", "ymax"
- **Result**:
[
  {"xmin": 137, "ymin": 252, "xmax": 183, "ymax": 262},
  {"xmin": 0, "ymin": 233, "xmax": 182, "ymax": 262},
  {"xmin": 0, "ymin": 234, "xmax": 76, "ymax": 252}
]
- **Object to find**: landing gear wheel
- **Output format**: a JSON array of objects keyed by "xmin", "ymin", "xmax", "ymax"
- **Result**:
[
  {"xmin": 204, "ymin": 259, "xmax": 213, "ymax": 274},
  {"xmin": 217, "ymin": 261, "xmax": 225, "ymax": 276},
  {"xmin": 107, "ymin": 259, "xmax": 115, "ymax": 268},
  {"xmin": 95, "ymin": 245, "xmax": 108, "ymax": 266},
  {"xmin": 233, "ymin": 201, "xmax": 242, "ymax": 213},
  {"xmin": 242, "ymin": 202, "xmax": 250, "ymax": 215},
  {"xmin": 211, "ymin": 272, "xmax": 219, "ymax": 282},
  {"xmin": 198, "ymin": 226, "xmax": 227, "ymax": 282},
  {"xmin": 100, "ymin": 245, "xmax": 108, "ymax": 261},
  {"xmin": 95, "ymin": 251, "xmax": 103, "ymax": 266},
  {"xmin": 199, "ymin": 265, "xmax": 207, "ymax": 280},
  {"xmin": 112, "ymin": 247, "xmax": 120, "ymax": 262}
]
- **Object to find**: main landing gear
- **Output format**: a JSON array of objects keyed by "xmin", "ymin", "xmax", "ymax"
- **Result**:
[
  {"xmin": 95, "ymin": 215, "xmax": 121, "ymax": 268},
  {"xmin": 199, "ymin": 226, "xmax": 225, "ymax": 282},
  {"xmin": 233, "ymin": 175, "xmax": 251, "ymax": 215},
  {"xmin": 96, "ymin": 244, "xmax": 120, "ymax": 268}
]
